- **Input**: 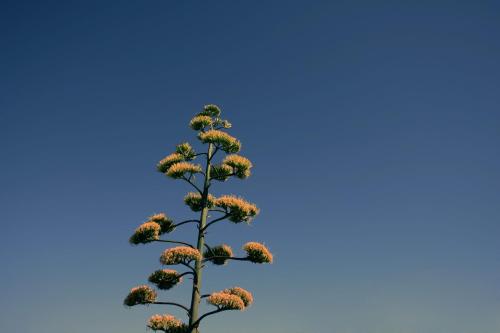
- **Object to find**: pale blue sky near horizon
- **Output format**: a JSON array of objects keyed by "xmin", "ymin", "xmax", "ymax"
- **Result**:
[{"xmin": 1, "ymin": 1, "xmax": 500, "ymax": 332}]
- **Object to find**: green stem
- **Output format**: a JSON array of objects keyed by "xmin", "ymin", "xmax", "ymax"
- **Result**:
[{"xmin": 188, "ymin": 142, "xmax": 214, "ymax": 333}]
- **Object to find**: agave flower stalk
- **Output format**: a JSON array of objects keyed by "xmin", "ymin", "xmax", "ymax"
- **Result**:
[{"xmin": 124, "ymin": 104, "xmax": 273, "ymax": 333}]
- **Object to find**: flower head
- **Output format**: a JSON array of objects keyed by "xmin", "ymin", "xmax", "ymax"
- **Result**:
[
  {"xmin": 189, "ymin": 115, "xmax": 213, "ymax": 131},
  {"xmin": 243, "ymin": 242, "xmax": 273, "ymax": 263},
  {"xmin": 166, "ymin": 162, "xmax": 202, "ymax": 179},
  {"xmin": 215, "ymin": 195, "xmax": 259, "ymax": 223},
  {"xmin": 148, "ymin": 269, "xmax": 182, "ymax": 290},
  {"xmin": 149, "ymin": 213, "xmax": 175, "ymax": 234},
  {"xmin": 198, "ymin": 130, "xmax": 241, "ymax": 153},
  {"xmin": 200, "ymin": 104, "xmax": 221, "ymax": 117},
  {"xmin": 129, "ymin": 222, "xmax": 161, "ymax": 245},
  {"xmin": 222, "ymin": 287, "xmax": 253, "ymax": 307},
  {"xmin": 184, "ymin": 192, "xmax": 215, "ymax": 211},
  {"xmin": 204, "ymin": 244, "xmax": 233, "ymax": 265},
  {"xmin": 175, "ymin": 142, "xmax": 196, "ymax": 160},
  {"xmin": 210, "ymin": 164, "xmax": 233, "ymax": 181},
  {"xmin": 157, "ymin": 153, "xmax": 184, "ymax": 173},
  {"xmin": 124, "ymin": 285, "xmax": 157, "ymax": 306},
  {"xmin": 222, "ymin": 154, "xmax": 253, "ymax": 179},
  {"xmin": 160, "ymin": 246, "xmax": 201, "ymax": 265},
  {"xmin": 147, "ymin": 314, "xmax": 187, "ymax": 333},
  {"xmin": 207, "ymin": 292, "xmax": 245, "ymax": 310}
]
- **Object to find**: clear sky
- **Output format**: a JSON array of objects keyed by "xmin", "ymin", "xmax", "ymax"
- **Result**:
[{"xmin": 1, "ymin": 1, "xmax": 500, "ymax": 333}]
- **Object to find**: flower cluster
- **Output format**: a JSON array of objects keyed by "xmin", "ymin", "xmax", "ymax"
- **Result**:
[
  {"xmin": 124, "ymin": 285, "xmax": 157, "ymax": 306},
  {"xmin": 148, "ymin": 269, "xmax": 182, "ymax": 290},
  {"xmin": 129, "ymin": 222, "xmax": 161, "ymax": 245},
  {"xmin": 175, "ymin": 142, "xmax": 196, "ymax": 160},
  {"xmin": 222, "ymin": 154, "xmax": 253, "ymax": 179},
  {"xmin": 222, "ymin": 287, "xmax": 253, "ymax": 307},
  {"xmin": 160, "ymin": 246, "xmax": 201, "ymax": 265},
  {"xmin": 214, "ymin": 195, "xmax": 259, "ymax": 223},
  {"xmin": 198, "ymin": 130, "xmax": 241, "ymax": 153},
  {"xmin": 147, "ymin": 314, "xmax": 187, "ymax": 333},
  {"xmin": 210, "ymin": 164, "xmax": 233, "ymax": 181},
  {"xmin": 199, "ymin": 104, "xmax": 221, "ymax": 117},
  {"xmin": 150, "ymin": 213, "xmax": 175, "ymax": 234},
  {"xmin": 166, "ymin": 162, "xmax": 202, "ymax": 179},
  {"xmin": 204, "ymin": 244, "xmax": 233, "ymax": 265},
  {"xmin": 243, "ymin": 242, "xmax": 273, "ymax": 263},
  {"xmin": 157, "ymin": 153, "xmax": 185, "ymax": 173},
  {"xmin": 207, "ymin": 292, "xmax": 245, "ymax": 310},
  {"xmin": 189, "ymin": 115, "xmax": 213, "ymax": 131},
  {"xmin": 184, "ymin": 192, "xmax": 215, "ymax": 211}
]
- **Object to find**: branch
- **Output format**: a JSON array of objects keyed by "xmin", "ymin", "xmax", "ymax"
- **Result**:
[
  {"xmin": 208, "ymin": 209, "xmax": 227, "ymax": 214},
  {"xmin": 182, "ymin": 176, "xmax": 202, "ymax": 194},
  {"xmin": 152, "ymin": 302, "xmax": 190, "ymax": 315},
  {"xmin": 154, "ymin": 239, "xmax": 195, "ymax": 248},
  {"xmin": 180, "ymin": 261, "xmax": 196, "ymax": 274},
  {"xmin": 201, "ymin": 214, "xmax": 230, "ymax": 232},
  {"xmin": 209, "ymin": 146, "xmax": 220, "ymax": 161},
  {"xmin": 202, "ymin": 256, "xmax": 249, "ymax": 263},
  {"xmin": 178, "ymin": 271, "xmax": 194, "ymax": 279},
  {"xmin": 173, "ymin": 219, "xmax": 200, "ymax": 228},
  {"xmin": 190, "ymin": 307, "xmax": 228, "ymax": 329}
]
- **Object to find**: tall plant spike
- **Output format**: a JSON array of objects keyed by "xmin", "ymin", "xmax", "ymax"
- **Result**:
[{"xmin": 124, "ymin": 104, "xmax": 272, "ymax": 333}]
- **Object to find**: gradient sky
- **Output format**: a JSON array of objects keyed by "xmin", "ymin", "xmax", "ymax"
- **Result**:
[{"xmin": 1, "ymin": 1, "xmax": 500, "ymax": 333}]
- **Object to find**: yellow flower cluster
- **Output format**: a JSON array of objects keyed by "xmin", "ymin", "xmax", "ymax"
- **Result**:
[
  {"xmin": 222, "ymin": 154, "xmax": 253, "ymax": 179},
  {"xmin": 198, "ymin": 130, "xmax": 241, "ymax": 153},
  {"xmin": 148, "ymin": 269, "xmax": 182, "ymax": 290},
  {"xmin": 175, "ymin": 142, "xmax": 196, "ymax": 160},
  {"xmin": 157, "ymin": 153, "xmax": 184, "ymax": 173},
  {"xmin": 160, "ymin": 246, "xmax": 201, "ymax": 265},
  {"xmin": 189, "ymin": 115, "xmax": 213, "ymax": 131},
  {"xmin": 215, "ymin": 195, "xmax": 259, "ymax": 223},
  {"xmin": 204, "ymin": 244, "xmax": 233, "ymax": 265},
  {"xmin": 166, "ymin": 162, "xmax": 202, "ymax": 179},
  {"xmin": 149, "ymin": 213, "xmax": 175, "ymax": 234},
  {"xmin": 124, "ymin": 285, "xmax": 157, "ymax": 306},
  {"xmin": 184, "ymin": 192, "xmax": 215, "ymax": 211},
  {"xmin": 147, "ymin": 314, "xmax": 187, "ymax": 333},
  {"xmin": 222, "ymin": 287, "xmax": 253, "ymax": 307},
  {"xmin": 210, "ymin": 164, "xmax": 233, "ymax": 181},
  {"xmin": 201, "ymin": 104, "xmax": 221, "ymax": 117},
  {"xmin": 129, "ymin": 222, "xmax": 161, "ymax": 245},
  {"xmin": 243, "ymin": 242, "xmax": 273, "ymax": 263},
  {"xmin": 207, "ymin": 292, "xmax": 245, "ymax": 310}
]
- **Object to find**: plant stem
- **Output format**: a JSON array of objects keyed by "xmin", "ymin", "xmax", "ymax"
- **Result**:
[{"xmin": 188, "ymin": 142, "xmax": 213, "ymax": 333}]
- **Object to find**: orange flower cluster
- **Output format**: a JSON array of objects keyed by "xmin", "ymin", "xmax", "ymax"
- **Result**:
[
  {"xmin": 175, "ymin": 142, "xmax": 196, "ymax": 160},
  {"xmin": 183, "ymin": 192, "xmax": 215, "ymax": 211},
  {"xmin": 243, "ymin": 242, "xmax": 273, "ymax": 263},
  {"xmin": 129, "ymin": 222, "xmax": 161, "ymax": 245},
  {"xmin": 207, "ymin": 292, "xmax": 245, "ymax": 310},
  {"xmin": 222, "ymin": 154, "xmax": 253, "ymax": 179},
  {"xmin": 215, "ymin": 195, "xmax": 259, "ymax": 223},
  {"xmin": 147, "ymin": 314, "xmax": 187, "ymax": 332},
  {"xmin": 157, "ymin": 153, "xmax": 184, "ymax": 173},
  {"xmin": 160, "ymin": 246, "xmax": 201, "ymax": 265},
  {"xmin": 124, "ymin": 285, "xmax": 157, "ymax": 306},
  {"xmin": 166, "ymin": 162, "xmax": 202, "ymax": 179},
  {"xmin": 204, "ymin": 244, "xmax": 233, "ymax": 265},
  {"xmin": 149, "ymin": 213, "xmax": 175, "ymax": 234},
  {"xmin": 148, "ymin": 269, "xmax": 183, "ymax": 290},
  {"xmin": 189, "ymin": 115, "xmax": 213, "ymax": 131},
  {"xmin": 198, "ymin": 130, "xmax": 241, "ymax": 153},
  {"xmin": 222, "ymin": 287, "xmax": 253, "ymax": 307}
]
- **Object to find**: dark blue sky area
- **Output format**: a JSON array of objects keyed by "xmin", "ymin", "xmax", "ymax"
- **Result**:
[{"xmin": 1, "ymin": 1, "xmax": 499, "ymax": 333}]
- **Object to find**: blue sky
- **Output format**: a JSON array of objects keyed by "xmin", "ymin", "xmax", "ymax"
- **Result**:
[{"xmin": 1, "ymin": 1, "xmax": 499, "ymax": 332}]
